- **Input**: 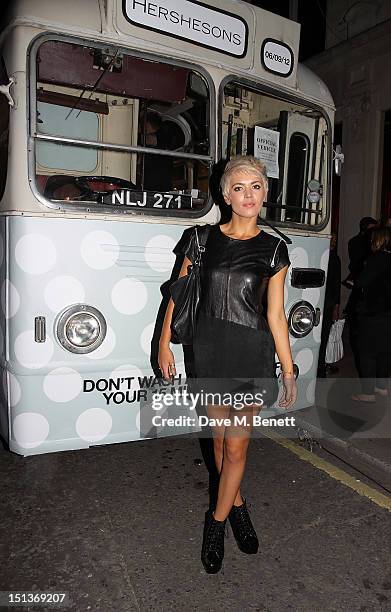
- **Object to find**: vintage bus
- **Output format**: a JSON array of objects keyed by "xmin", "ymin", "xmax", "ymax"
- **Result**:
[{"xmin": 0, "ymin": 0, "xmax": 334, "ymax": 455}]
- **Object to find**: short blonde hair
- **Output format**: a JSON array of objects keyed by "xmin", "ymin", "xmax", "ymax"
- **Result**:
[{"xmin": 220, "ymin": 155, "xmax": 268, "ymax": 198}]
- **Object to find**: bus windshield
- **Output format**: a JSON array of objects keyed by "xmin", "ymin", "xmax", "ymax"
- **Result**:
[
  {"xmin": 222, "ymin": 82, "xmax": 330, "ymax": 229},
  {"xmin": 31, "ymin": 38, "xmax": 212, "ymax": 216}
]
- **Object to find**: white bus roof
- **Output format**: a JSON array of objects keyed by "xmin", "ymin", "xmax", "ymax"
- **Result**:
[{"xmin": 1, "ymin": 0, "xmax": 334, "ymax": 108}]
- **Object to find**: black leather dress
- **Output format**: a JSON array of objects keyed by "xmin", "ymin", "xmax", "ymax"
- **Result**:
[{"xmin": 179, "ymin": 223, "xmax": 290, "ymax": 404}]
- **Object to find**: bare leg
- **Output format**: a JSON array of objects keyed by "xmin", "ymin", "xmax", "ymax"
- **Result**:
[
  {"xmin": 208, "ymin": 405, "xmax": 244, "ymax": 508},
  {"xmin": 208, "ymin": 405, "xmax": 254, "ymax": 521},
  {"xmin": 201, "ymin": 405, "xmax": 258, "ymax": 572}
]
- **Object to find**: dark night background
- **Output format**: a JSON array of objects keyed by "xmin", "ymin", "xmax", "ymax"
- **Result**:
[{"xmin": 241, "ymin": 0, "xmax": 327, "ymax": 60}]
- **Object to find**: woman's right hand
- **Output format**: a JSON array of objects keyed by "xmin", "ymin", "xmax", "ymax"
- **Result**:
[{"xmin": 158, "ymin": 344, "xmax": 176, "ymax": 381}]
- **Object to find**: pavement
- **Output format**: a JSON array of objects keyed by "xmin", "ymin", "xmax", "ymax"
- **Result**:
[
  {"xmin": 291, "ymin": 326, "xmax": 391, "ymax": 491},
  {"xmin": 2, "ymin": 429, "xmax": 391, "ymax": 612}
]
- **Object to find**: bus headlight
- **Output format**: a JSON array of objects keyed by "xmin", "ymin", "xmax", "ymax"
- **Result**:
[
  {"xmin": 56, "ymin": 305, "xmax": 106, "ymax": 354},
  {"xmin": 288, "ymin": 301, "xmax": 315, "ymax": 338}
]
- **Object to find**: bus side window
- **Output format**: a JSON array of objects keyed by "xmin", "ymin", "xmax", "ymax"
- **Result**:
[{"xmin": 0, "ymin": 58, "xmax": 10, "ymax": 202}]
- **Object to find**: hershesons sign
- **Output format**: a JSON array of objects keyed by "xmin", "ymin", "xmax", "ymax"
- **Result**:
[
  {"xmin": 123, "ymin": 0, "xmax": 248, "ymax": 58},
  {"xmin": 261, "ymin": 38, "xmax": 294, "ymax": 77}
]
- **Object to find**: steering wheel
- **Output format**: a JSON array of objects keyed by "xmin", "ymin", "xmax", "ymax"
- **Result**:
[{"xmin": 74, "ymin": 176, "xmax": 137, "ymax": 199}]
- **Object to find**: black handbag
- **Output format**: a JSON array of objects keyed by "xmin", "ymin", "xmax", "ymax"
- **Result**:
[{"xmin": 170, "ymin": 225, "xmax": 210, "ymax": 345}]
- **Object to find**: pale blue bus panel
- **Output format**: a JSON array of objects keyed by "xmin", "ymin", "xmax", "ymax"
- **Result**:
[
  {"xmin": 283, "ymin": 235, "xmax": 331, "ymax": 412},
  {"xmin": 0, "ymin": 216, "xmax": 330, "ymax": 455},
  {"xmin": 2, "ymin": 216, "xmax": 195, "ymax": 455}
]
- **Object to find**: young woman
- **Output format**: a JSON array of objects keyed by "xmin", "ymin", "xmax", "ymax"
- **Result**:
[{"xmin": 158, "ymin": 156, "xmax": 297, "ymax": 573}]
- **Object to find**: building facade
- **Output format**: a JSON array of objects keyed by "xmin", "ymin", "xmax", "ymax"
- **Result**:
[{"xmin": 305, "ymin": 0, "xmax": 391, "ymax": 284}]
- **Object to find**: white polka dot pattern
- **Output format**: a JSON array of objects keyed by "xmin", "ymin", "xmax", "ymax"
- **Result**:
[
  {"xmin": 8, "ymin": 372, "xmax": 22, "ymax": 407},
  {"xmin": 15, "ymin": 234, "xmax": 57, "ymax": 274},
  {"xmin": 144, "ymin": 235, "xmax": 176, "ymax": 272},
  {"xmin": 173, "ymin": 361, "xmax": 186, "ymax": 376},
  {"xmin": 111, "ymin": 277, "xmax": 148, "ymax": 315},
  {"xmin": 1, "ymin": 280, "xmax": 20, "ymax": 318},
  {"xmin": 86, "ymin": 325, "xmax": 116, "ymax": 360},
  {"xmin": 289, "ymin": 247, "xmax": 308, "ymax": 269},
  {"xmin": 302, "ymin": 288, "xmax": 321, "ymax": 307},
  {"xmin": 14, "ymin": 331, "xmax": 54, "ymax": 369},
  {"xmin": 3, "ymin": 371, "xmax": 22, "ymax": 407},
  {"xmin": 76, "ymin": 408, "xmax": 112, "ymax": 442},
  {"xmin": 81, "ymin": 231, "xmax": 119, "ymax": 269},
  {"xmin": 313, "ymin": 316, "xmax": 323, "ymax": 343},
  {"xmin": 13, "ymin": 413, "xmax": 49, "ymax": 449},
  {"xmin": 43, "ymin": 367, "xmax": 83, "ymax": 403},
  {"xmin": 44, "ymin": 276, "xmax": 85, "ymax": 312},
  {"xmin": 140, "ymin": 322, "xmax": 155, "ymax": 355},
  {"xmin": 320, "ymin": 249, "xmax": 330, "ymax": 272},
  {"xmin": 294, "ymin": 348, "xmax": 314, "ymax": 376}
]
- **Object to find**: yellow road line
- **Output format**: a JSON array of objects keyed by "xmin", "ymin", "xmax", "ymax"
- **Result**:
[{"xmin": 263, "ymin": 429, "xmax": 391, "ymax": 512}]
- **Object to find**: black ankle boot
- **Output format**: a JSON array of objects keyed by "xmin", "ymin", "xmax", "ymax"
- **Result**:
[
  {"xmin": 228, "ymin": 498, "xmax": 259, "ymax": 554},
  {"xmin": 201, "ymin": 509, "xmax": 226, "ymax": 573}
]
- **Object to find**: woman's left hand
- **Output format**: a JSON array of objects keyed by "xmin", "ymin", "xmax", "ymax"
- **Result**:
[{"xmin": 278, "ymin": 375, "xmax": 298, "ymax": 408}]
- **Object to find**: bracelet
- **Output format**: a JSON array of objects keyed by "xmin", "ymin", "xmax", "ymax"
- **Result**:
[{"xmin": 282, "ymin": 371, "xmax": 294, "ymax": 377}]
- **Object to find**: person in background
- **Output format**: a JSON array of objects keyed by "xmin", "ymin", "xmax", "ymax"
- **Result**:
[
  {"xmin": 351, "ymin": 226, "xmax": 391, "ymax": 402},
  {"xmin": 347, "ymin": 216, "xmax": 377, "ymax": 282},
  {"xmin": 143, "ymin": 112, "xmax": 160, "ymax": 147},
  {"xmin": 344, "ymin": 216, "xmax": 377, "ymax": 376},
  {"xmin": 317, "ymin": 233, "xmax": 341, "ymax": 378},
  {"xmin": 141, "ymin": 112, "xmax": 173, "ymax": 192}
]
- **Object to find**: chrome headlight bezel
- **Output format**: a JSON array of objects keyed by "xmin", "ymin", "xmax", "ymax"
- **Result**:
[
  {"xmin": 56, "ymin": 304, "xmax": 107, "ymax": 354},
  {"xmin": 288, "ymin": 300, "xmax": 316, "ymax": 338}
]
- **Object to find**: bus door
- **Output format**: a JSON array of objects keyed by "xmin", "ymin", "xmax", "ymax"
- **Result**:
[{"xmin": 276, "ymin": 111, "xmax": 325, "ymax": 226}]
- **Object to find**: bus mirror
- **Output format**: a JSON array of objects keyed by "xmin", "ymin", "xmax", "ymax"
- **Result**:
[
  {"xmin": 0, "ymin": 77, "xmax": 15, "ymax": 107},
  {"xmin": 0, "ymin": 58, "xmax": 15, "ymax": 107},
  {"xmin": 334, "ymin": 144, "xmax": 344, "ymax": 176}
]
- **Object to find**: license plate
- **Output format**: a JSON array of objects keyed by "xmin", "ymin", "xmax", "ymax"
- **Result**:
[{"xmin": 104, "ymin": 189, "xmax": 192, "ymax": 209}]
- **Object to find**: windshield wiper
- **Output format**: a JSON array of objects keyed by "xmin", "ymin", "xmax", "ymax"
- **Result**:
[
  {"xmin": 258, "ymin": 216, "xmax": 292, "ymax": 244},
  {"xmin": 65, "ymin": 48, "xmax": 120, "ymax": 120}
]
